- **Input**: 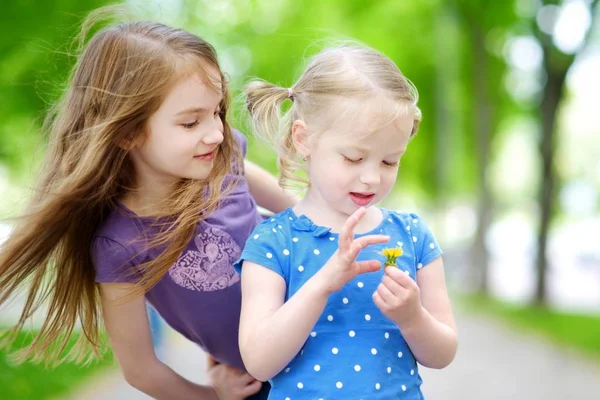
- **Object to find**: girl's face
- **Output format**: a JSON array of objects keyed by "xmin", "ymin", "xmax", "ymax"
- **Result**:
[
  {"xmin": 129, "ymin": 68, "xmax": 224, "ymax": 187},
  {"xmin": 304, "ymin": 109, "xmax": 414, "ymax": 218}
]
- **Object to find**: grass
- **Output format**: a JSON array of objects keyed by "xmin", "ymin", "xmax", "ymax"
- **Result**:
[
  {"xmin": 460, "ymin": 294, "xmax": 600, "ymax": 361},
  {"xmin": 0, "ymin": 328, "xmax": 114, "ymax": 400}
]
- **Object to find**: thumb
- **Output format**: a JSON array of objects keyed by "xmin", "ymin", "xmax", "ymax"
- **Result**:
[{"xmin": 355, "ymin": 260, "xmax": 382, "ymax": 274}]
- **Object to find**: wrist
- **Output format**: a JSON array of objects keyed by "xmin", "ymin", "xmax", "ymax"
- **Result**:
[
  {"xmin": 396, "ymin": 306, "xmax": 427, "ymax": 333},
  {"xmin": 308, "ymin": 270, "xmax": 336, "ymax": 297}
]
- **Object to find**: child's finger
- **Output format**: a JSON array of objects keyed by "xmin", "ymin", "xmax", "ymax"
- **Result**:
[
  {"xmin": 372, "ymin": 291, "xmax": 385, "ymax": 310},
  {"xmin": 349, "ymin": 206, "xmax": 367, "ymax": 222},
  {"xmin": 345, "ymin": 235, "xmax": 389, "ymax": 262},
  {"xmin": 381, "ymin": 274, "xmax": 405, "ymax": 297},
  {"xmin": 240, "ymin": 372, "xmax": 258, "ymax": 384},
  {"xmin": 339, "ymin": 207, "xmax": 366, "ymax": 247},
  {"xmin": 377, "ymin": 281, "xmax": 401, "ymax": 304},
  {"xmin": 385, "ymin": 266, "xmax": 417, "ymax": 289},
  {"xmin": 355, "ymin": 260, "xmax": 382, "ymax": 274},
  {"xmin": 351, "ymin": 234, "xmax": 389, "ymax": 254},
  {"xmin": 342, "ymin": 234, "xmax": 389, "ymax": 265},
  {"xmin": 240, "ymin": 380, "xmax": 262, "ymax": 397}
]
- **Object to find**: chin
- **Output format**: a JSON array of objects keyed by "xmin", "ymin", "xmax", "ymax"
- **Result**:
[
  {"xmin": 188, "ymin": 166, "xmax": 215, "ymax": 180},
  {"xmin": 179, "ymin": 171, "xmax": 212, "ymax": 181},
  {"xmin": 337, "ymin": 203, "xmax": 364, "ymax": 216}
]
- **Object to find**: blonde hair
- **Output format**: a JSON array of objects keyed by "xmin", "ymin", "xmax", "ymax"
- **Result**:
[
  {"xmin": 0, "ymin": 10, "xmax": 238, "ymax": 365},
  {"xmin": 245, "ymin": 45, "xmax": 421, "ymax": 189}
]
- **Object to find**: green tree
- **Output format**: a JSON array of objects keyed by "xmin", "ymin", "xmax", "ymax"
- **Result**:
[
  {"xmin": 530, "ymin": 0, "xmax": 598, "ymax": 305},
  {"xmin": 0, "ymin": 0, "xmax": 113, "ymax": 172},
  {"xmin": 452, "ymin": 0, "xmax": 520, "ymax": 294}
]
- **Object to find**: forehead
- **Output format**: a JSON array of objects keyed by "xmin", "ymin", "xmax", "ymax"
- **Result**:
[
  {"xmin": 158, "ymin": 67, "xmax": 222, "ymax": 113},
  {"xmin": 319, "ymin": 108, "xmax": 414, "ymax": 152}
]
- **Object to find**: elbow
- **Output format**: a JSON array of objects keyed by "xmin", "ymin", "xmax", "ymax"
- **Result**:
[
  {"xmin": 123, "ymin": 361, "xmax": 162, "ymax": 393},
  {"xmin": 124, "ymin": 369, "xmax": 148, "ymax": 391},
  {"xmin": 240, "ymin": 342, "xmax": 276, "ymax": 382},
  {"xmin": 423, "ymin": 352, "xmax": 456, "ymax": 369},
  {"xmin": 422, "ymin": 335, "xmax": 458, "ymax": 369},
  {"xmin": 245, "ymin": 364, "xmax": 274, "ymax": 383},
  {"xmin": 241, "ymin": 352, "xmax": 276, "ymax": 382}
]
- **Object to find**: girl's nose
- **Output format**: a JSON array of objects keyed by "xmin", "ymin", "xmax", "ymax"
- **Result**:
[
  {"xmin": 359, "ymin": 167, "xmax": 381, "ymax": 186},
  {"xmin": 202, "ymin": 125, "xmax": 224, "ymax": 146}
]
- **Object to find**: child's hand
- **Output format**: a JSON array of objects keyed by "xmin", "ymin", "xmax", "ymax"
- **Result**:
[
  {"xmin": 208, "ymin": 363, "xmax": 262, "ymax": 400},
  {"xmin": 373, "ymin": 266, "xmax": 425, "ymax": 329},
  {"xmin": 318, "ymin": 207, "xmax": 389, "ymax": 293}
]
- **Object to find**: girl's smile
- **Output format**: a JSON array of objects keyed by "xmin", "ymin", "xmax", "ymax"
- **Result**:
[{"xmin": 194, "ymin": 148, "xmax": 218, "ymax": 161}]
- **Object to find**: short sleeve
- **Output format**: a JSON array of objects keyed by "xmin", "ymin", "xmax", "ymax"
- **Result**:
[
  {"xmin": 408, "ymin": 213, "xmax": 443, "ymax": 269},
  {"xmin": 92, "ymin": 236, "xmax": 142, "ymax": 283},
  {"xmin": 233, "ymin": 218, "xmax": 290, "ymax": 280}
]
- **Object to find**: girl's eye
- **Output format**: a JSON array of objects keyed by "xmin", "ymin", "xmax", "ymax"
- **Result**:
[
  {"xmin": 182, "ymin": 120, "xmax": 199, "ymax": 129},
  {"xmin": 383, "ymin": 160, "xmax": 399, "ymax": 167},
  {"xmin": 343, "ymin": 156, "xmax": 362, "ymax": 164}
]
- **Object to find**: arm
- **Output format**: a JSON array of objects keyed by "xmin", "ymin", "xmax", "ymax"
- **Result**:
[
  {"xmin": 374, "ymin": 259, "xmax": 457, "ymax": 369},
  {"xmin": 244, "ymin": 159, "xmax": 298, "ymax": 213},
  {"xmin": 100, "ymin": 283, "xmax": 260, "ymax": 400},
  {"xmin": 404, "ymin": 258, "xmax": 457, "ymax": 368},
  {"xmin": 238, "ymin": 262, "xmax": 331, "ymax": 381}
]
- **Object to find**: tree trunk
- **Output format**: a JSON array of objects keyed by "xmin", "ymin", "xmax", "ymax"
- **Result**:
[
  {"xmin": 470, "ymin": 22, "xmax": 493, "ymax": 294},
  {"xmin": 534, "ymin": 64, "xmax": 567, "ymax": 306},
  {"xmin": 533, "ymin": 0, "xmax": 597, "ymax": 307}
]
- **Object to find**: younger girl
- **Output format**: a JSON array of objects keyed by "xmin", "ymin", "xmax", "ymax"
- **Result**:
[
  {"xmin": 0, "ymin": 11, "xmax": 295, "ymax": 400},
  {"xmin": 236, "ymin": 45, "xmax": 457, "ymax": 399}
]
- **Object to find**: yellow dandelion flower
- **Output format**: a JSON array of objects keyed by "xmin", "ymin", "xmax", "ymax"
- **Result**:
[{"xmin": 380, "ymin": 247, "xmax": 403, "ymax": 267}]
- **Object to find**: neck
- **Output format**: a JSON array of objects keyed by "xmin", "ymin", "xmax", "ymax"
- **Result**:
[{"xmin": 121, "ymin": 176, "xmax": 177, "ymax": 217}]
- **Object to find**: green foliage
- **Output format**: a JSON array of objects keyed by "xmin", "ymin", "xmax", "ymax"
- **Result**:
[
  {"xmin": 0, "ymin": 328, "xmax": 114, "ymax": 400},
  {"xmin": 0, "ymin": 0, "xmax": 113, "ymax": 172}
]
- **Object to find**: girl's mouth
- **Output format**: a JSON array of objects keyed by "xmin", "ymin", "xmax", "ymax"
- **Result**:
[
  {"xmin": 194, "ymin": 149, "xmax": 216, "ymax": 161},
  {"xmin": 349, "ymin": 192, "xmax": 375, "ymax": 206}
]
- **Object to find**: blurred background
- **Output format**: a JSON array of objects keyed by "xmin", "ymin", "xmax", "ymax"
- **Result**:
[{"xmin": 1, "ymin": 0, "xmax": 599, "ymax": 399}]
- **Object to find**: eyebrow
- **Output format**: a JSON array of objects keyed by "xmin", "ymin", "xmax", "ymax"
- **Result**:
[
  {"xmin": 175, "ymin": 97, "xmax": 224, "ymax": 117},
  {"xmin": 345, "ymin": 145, "xmax": 406, "ymax": 156},
  {"xmin": 175, "ymin": 107, "xmax": 209, "ymax": 116}
]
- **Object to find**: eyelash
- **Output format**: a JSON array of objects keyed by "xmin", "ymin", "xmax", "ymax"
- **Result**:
[
  {"xmin": 182, "ymin": 120, "xmax": 199, "ymax": 129},
  {"xmin": 182, "ymin": 109, "xmax": 221, "ymax": 129},
  {"xmin": 343, "ymin": 156, "xmax": 398, "ymax": 167},
  {"xmin": 343, "ymin": 156, "xmax": 361, "ymax": 164}
]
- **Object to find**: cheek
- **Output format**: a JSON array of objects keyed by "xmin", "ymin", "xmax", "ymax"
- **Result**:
[
  {"xmin": 328, "ymin": 164, "xmax": 355, "ymax": 191},
  {"xmin": 381, "ymin": 169, "xmax": 398, "ymax": 188},
  {"xmin": 148, "ymin": 129, "xmax": 190, "ymax": 160},
  {"xmin": 311, "ymin": 159, "xmax": 345, "ymax": 186}
]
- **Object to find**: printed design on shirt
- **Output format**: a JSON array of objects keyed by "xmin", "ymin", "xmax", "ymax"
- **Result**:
[{"xmin": 168, "ymin": 227, "xmax": 241, "ymax": 291}]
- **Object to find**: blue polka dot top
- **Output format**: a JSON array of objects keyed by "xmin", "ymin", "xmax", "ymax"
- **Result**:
[{"xmin": 235, "ymin": 207, "xmax": 443, "ymax": 399}]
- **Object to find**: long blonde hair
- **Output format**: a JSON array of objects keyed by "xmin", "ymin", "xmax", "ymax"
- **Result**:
[
  {"xmin": 0, "ymin": 12, "xmax": 238, "ymax": 365},
  {"xmin": 245, "ymin": 44, "xmax": 421, "ymax": 189}
]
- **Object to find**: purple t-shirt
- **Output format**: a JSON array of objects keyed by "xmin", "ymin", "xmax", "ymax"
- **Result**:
[{"xmin": 92, "ymin": 130, "xmax": 262, "ymax": 370}]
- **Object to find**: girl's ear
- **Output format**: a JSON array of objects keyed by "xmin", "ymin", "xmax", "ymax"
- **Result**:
[
  {"xmin": 291, "ymin": 120, "xmax": 311, "ymax": 158},
  {"xmin": 119, "ymin": 131, "xmax": 145, "ymax": 150}
]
